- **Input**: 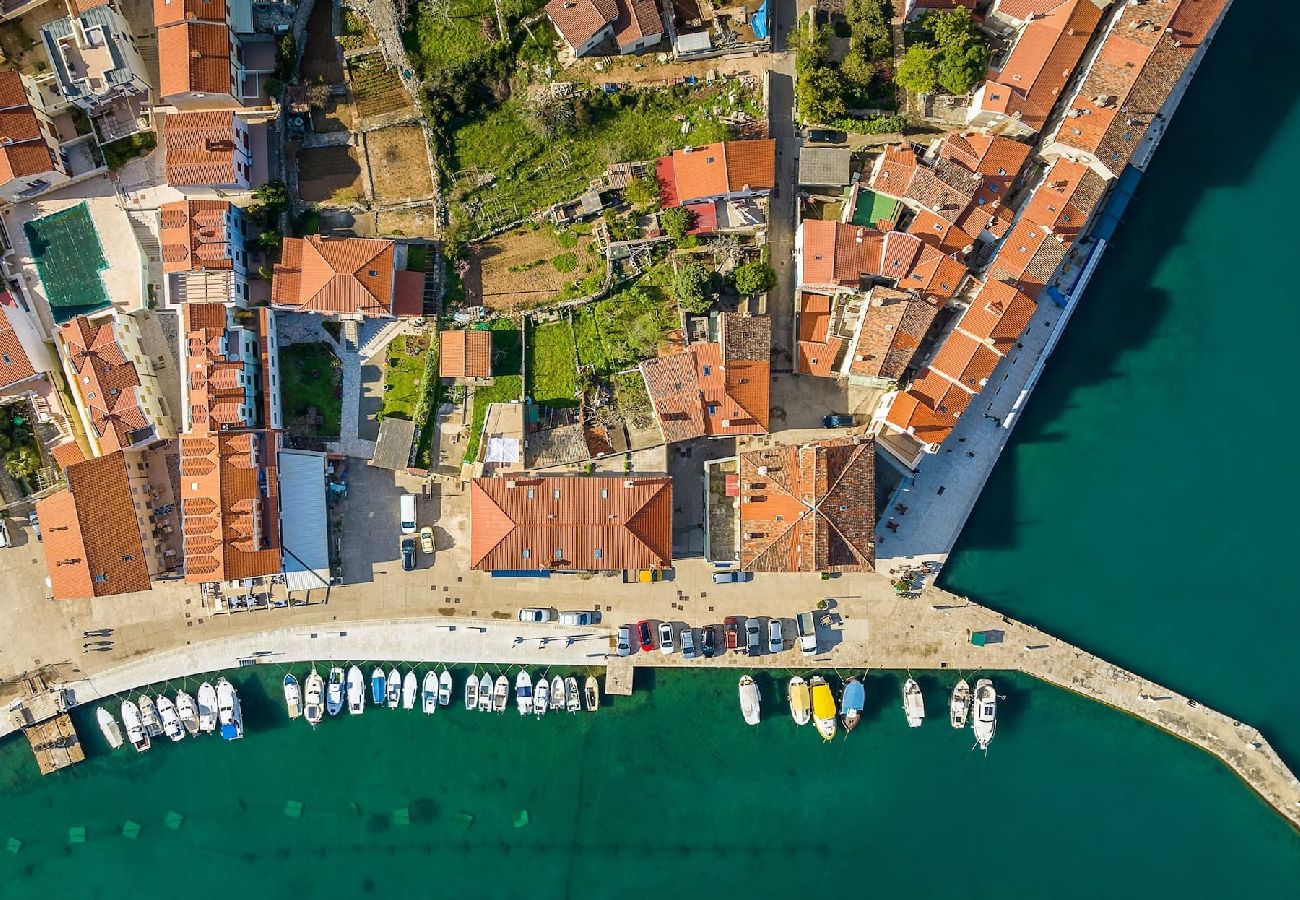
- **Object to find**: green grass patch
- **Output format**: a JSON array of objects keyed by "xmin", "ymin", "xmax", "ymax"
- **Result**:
[
  {"xmin": 100, "ymin": 131, "xmax": 156, "ymax": 170},
  {"xmin": 573, "ymin": 305, "xmax": 608, "ymax": 373},
  {"xmin": 381, "ymin": 334, "xmax": 427, "ymax": 420},
  {"xmin": 553, "ymin": 227, "xmax": 579, "ymax": 249},
  {"xmin": 280, "ymin": 342, "xmax": 342, "ymax": 437},
  {"xmin": 406, "ymin": 244, "xmax": 429, "ymax": 271},
  {"xmin": 571, "ymin": 263, "xmax": 677, "ymax": 375},
  {"xmin": 526, "ymin": 319, "xmax": 578, "ymax": 407},
  {"xmin": 488, "ymin": 319, "xmax": 523, "ymax": 375},
  {"xmin": 463, "ymin": 374, "xmax": 522, "ymax": 464},
  {"xmin": 550, "ymin": 252, "xmax": 578, "ymax": 273},
  {"xmin": 405, "ymin": 0, "xmax": 545, "ymax": 75}
]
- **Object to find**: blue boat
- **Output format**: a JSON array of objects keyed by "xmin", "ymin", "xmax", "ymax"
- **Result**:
[
  {"xmin": 839, "ymin": 676, "xmax": 865, "ymax": 733},
  {"xmin": 370, "ymin": 667, "xmax": 386, "ymax": 705}
]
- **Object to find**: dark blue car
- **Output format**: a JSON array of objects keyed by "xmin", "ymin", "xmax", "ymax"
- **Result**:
[{"xmin": 401, "ymin": 538, "xmax": 417, "ymax": 571}]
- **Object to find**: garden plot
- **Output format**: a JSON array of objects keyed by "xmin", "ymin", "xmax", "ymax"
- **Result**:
[
  {"xmin": 367, "ymin": 126, "xmax": 434, "ymax": 202},
  {"xmin": 466, "ymin": 225, "xmax": 600, "ymax": 310},
  {"xmin": 298, "ymin": 145, "xmax": 367, "ymax": 204},
  {"xmin": 526, "ymin": 318, "xmax": 579, "ymax": 408},
  {"xmin": 349, "ymin": 53, "xmax": 415, "ymax": 121}
]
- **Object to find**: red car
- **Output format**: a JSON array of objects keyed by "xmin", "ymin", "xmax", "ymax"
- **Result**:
[
  {"xmin": 724, "ymin": 616, "xmax": 743, "ymax": 652},
  {"xmin": 636, "ymin": 620, "xmax": 655, "ymax": 652}
]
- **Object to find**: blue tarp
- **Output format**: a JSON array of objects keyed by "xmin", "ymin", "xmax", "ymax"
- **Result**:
[{"xmin": 752, "ymin": 0, "xmax": 769, "ymax": 40}]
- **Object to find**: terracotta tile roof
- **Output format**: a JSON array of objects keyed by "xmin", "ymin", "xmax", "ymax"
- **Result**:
[
  {"xmin": 986, "ymin": 217, "xmax": 1068, "ymax": 294},
  {"xmin": 0, "ymin": 300, "xmax": 37, "ymax": 390},
  {"xmin": 657, "ymin": 139, "xmax": 776, "ymax": 206},
  {"xmin": 993, "ymin": 0, "xmax": 1072, "ymax": 21},
  {"xmin": 846, "ymin": 287, "xmax": 941, "ymax": 381},
  {"xmin": 60, "ymin": 315, "xmax": 153, "ymax": 453},
  {"xmin": 163, "ymin": 110, "xmax": 241, "ymax": 186},
  {"xmin": 958, "ymin": 279, "xmax": 1037, "ymax": 354},
  {"xmin": 160, "ymin": 199, "xmax": 235, "ymax": 273},
  {"xmin": 181, "ymin": 430, "xmax": 281, "ymax": 582},
  {"xmin": 37, "ymin": 451, "xmax": 151, "ymax": 599},
  {"xmin": 158, "ymin": 21, "xmax": 232, "ymax": 99},
  {"xmin": 0, "ymin": 71, "xmax": 59, "ymax": 185},
  {"xmin": 906, "ymin": 209, "xmax": 977, "ymax": 256},
  {"xmin": 0, "ymin": 69, "xmax": 29, "ymax": 109},
  {"xmin": 929, "ymin": 329, "xmax": 1001, "ymax": 392},
  {"xmin": 869, "ymin": 143, "xmax": 919, "ymax": 196},
  {"xmin": 154, "ymin": 0, "xmax": 227, "ymax": 28},
  {"xmin": 51, "ymin": 440, "xmax": 85, "ymax": 469},
  {"xmin": 184, "ymin": 302, "xmax": 255, "ymax": 431},
  {"xmin": 723, "ymin": 139, "xmax": 776, "ymax": 193},
  {"xmin": 392, "ymin": 270, "xmax": 424, "ymax": 317},
  {"xmin": 796, "ymin": 292, "xmax": 844, "ymax": 377},
  {"xmin": 546, "ymin": 0, "xmax": 617, "ymax": 49},
  {"xmin": 801, "ymin": 221, "xmax": 965, "ymax": 302},
  {"xmin": 439, "ymin": 329, "xmax": 492, "ymax": 378},
  {"xmin": 470, "ymin": 474, "xmax": 672, "ymax": 571},
  {"xmin": 272, "ymin": 235, "xmax": 396, "ymax": 316},
  {"xmin": 614, "ymin": 0, "xmax": 662, "ymax": 47},
  {"xmin": 898, "ymin": 244, "xmax": 968, "ymax": 301},
  {"xmin": 737, "ymin": 437, "xmax": 876, "ymax": 573},
  {"xmin": 884, "ymin": 366, "xmax": 972, "ymax": 444},
  {"xmin": 640, "ymin": 313, "xmax": 770, "ymax": 441},
  {"xmin": 1020, "ymin": 157, "xmax": 1106, "ymax": 239}
]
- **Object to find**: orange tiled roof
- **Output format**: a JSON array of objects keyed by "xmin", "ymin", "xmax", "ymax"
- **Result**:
[
  {"xmin": 929, "ymin": 329, "xmax": 1001, "ymax": 393},
  {"xmin": 164, "ymin": 110, "xmax": 241, "ymax": 185},
  {"xmin": 470, "ymin": 475, "xmax": 672, "ymax": 571},
  {"xmin": 993, "ymin": 0, "xmax": 1072, "ymax": 21},
  {"xmin": 37, "ymin": 451, "xmax": 151, "ymax": 599},
  {"xmin": 846, "ymin": 287, "xmax": 941, "ymax": 382},
  {"xmin": 614, "ymin": 0, "xmax": 662, "ymax": 47},
  {"xmin": 158, "ymin": 21, "xmax": 232, "ymax": 99},
  {"xmin": 51, "ymin": 440, "xmax": 85, "ymax": 469},
  {"xmin": 160, "ymin": 199, "xmax": 235, "ymax": 273},
  {"xmin": 658, "ymin": 139, "xmax": 776, "ymax": 206},
  {"xmin": 737, "ymin": 437, "xmax": 876, "ymax": 573},
  {"xmin": 0, "ymin": 71, "xmax": 59, "ymax": 185},
  {"xmin": 439, "ymin": 329, "xmax": 492, "ymax": 379},
  {"xmin": 884, "ymin": 367, "xmax": 971, "ymax": 445},
  {"xmin": 1020, "ymin": 157, "xmax": 1107, "ymax": 239},
  {"xmin": 184, "ymin": 302, "xmax": 255, "ymax": 432},
  {"xmin": 60, "ymin": 315, "xmax": 151, "ymax": 453},
  {"xmin": 0, "ymin": 300, "xmax": 37, "ymax": 390},
  {"xmin": 181, "ymin": 429, "xmax": 281, "ymax": 583},
  {"xmin": 272, "ymin": 235, "xmax": 395, "ymax": 316},
  {"xmin": 154, "ymin": 0, "xmax": 227, "ymax": 28},
  {"xmin": 0, "ymin": 69, "xmax": 29, "ymax": 108},
  {"xmin": 796, "ymin": 292, "xmax": 844, "ymax": 377},
  {"xmin": 546, "ymin": 0, "xmax": 617, "ymax": 50},
  {"xmin": 986, "ymin": 217, "xmax": 1067, "ymax": 294},
  {"xmin": 958, "ymin": 279, "xmax": 1037, "ymax": 354},
  {"xmin": 906, "ymin": 209, "xmax": 977, "ymax": 256}
]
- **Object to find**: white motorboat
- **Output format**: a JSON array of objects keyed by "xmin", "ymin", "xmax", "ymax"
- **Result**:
[
  {"xmin": 566, "ymin": 676, "xmax": 581, "ymax": 714},
  {"xmin": 217, "ymin": 677, "xmax": 244, "ymax": 741},
  {"xmin": 346, "ymin": 665, "xmax": 366, "ymax": 715},
  {"xmin": 810, "ymin": 676, "xmax": 836, "ymax": 740},
  {"xmin": 304, "ymin": 669, "xmax": 325, "ymax": 727},
  {"xmin": 493, "ymin": 675, "xmax": 509, "ymax": 713},
  {"xmin": 175, "ymin": 691, "xmax": 200, "ymax": 736},
  {"xmin": 584, "ymin": 676, "xmax": 599, "ymax": 712},
  {"xmin": 120, "ymin": 700, "xmax": 149, "ymax": 752},
  {"xmin": 386, "ymin": 668, "xmax": 401, "ymax": 709},
  {"xmin": 157, "ymin": 695, "xmax": 185, "ymax": 742},
  {"xmin": 950, "ymin": 679, "xmax": 971, "ymax": 730},
  {"xmin": 197, "ymin": 682, "xmax": 218, "ymax": 733},
  {"xmin": 788, "ymin": 676, "xmax": 811, "ymax": 726},
  {"xmin": 550, "ymin": 675, "xmax": 565, "ymax": 714},
  {"xmin": 477, "ymin": 674, "xmax": 493, "ymax": 712},
  {"xmin": 438, "ymin": 669, "xmax": 452, "ymax": 706},
  {"xmin": 138, "ymin": 694, "xmax": 162, "ymax": 738},
  {"xmin": 972, "ymin": 678, "xmax": 997, "ymax": 751},
  {"xmin": 534, "ymin": 676, "xmax": 550, "ymax": 717},
  {"xmin": 515, "ymin": 671, "xmax": 533, "ymax": 716},
  {"xmin": 465, "ymin": 674, "xmax": 479, "ymax": 711},
  {"xmin": 371, "ymin": 668, "xmax": 386, "ymax": 705},
  {"xmin": 422, "ymin": 671, "xmax": 438, "ymax": 714},
  {"xmin": 902, "ymin": 677, "xmax": 925, "ymax": 728},
  {"xmin": 403, "ymin": 670, "xmax": 418, "ymax": 710},
  {"xmin": 739, "ymin": 675, "xmax": 761, "ymax": 726},
  {"xmin": 326, "ymin": 667, "xmax": 345, "ymax": 717},
  {"xmin": 97, "ymin": 707, "xmax": 124, "ymax": 750},
  {"xmin": 284, "ymin": 673, "xmax": 303, "ymax": 720}
]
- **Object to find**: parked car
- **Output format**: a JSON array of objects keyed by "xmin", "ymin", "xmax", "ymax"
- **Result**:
[
  {"xmin": 712, "ymin": 570, "xmax": 754, "ymax": 584},
  {"xmin": 658, "ymin": 622, "xmax": 676, "ymax": 655},
  {"xmin": 636, "ymin": 569, "xmax": 660, "ymax": 583},
  {"xmin": 616, "ymin": 625, "xmax": 632, "ymax": 657},
  {"xmin": 796, "ymin": 611, "xmax": 818, "ymax": 656},
  {"xmin": 399, "ymin": 493, "xmax": 417, "ymax": 534},
  {"xmin": 701, "ymin": 624, "xmax": 718, "ymax": 659},
  {"xmin": 27, "ymin": 510, "xmax": 40, "ymax": 541},
  {"xmin": 724, "ymin": 616, "xmax": 742, "ymax": 652},
  {"xmin": 637, "ymin": 620, "xmax": 655, "ymax": 652},
  {"xmin": 822, "ymin": 414, "xmax": 855, "ymax": 429},
  {"xmin": 806, "ymin": 128, "xmax": 847, "ymax": 144},
  {"xmin": 767, "ymin": 618, "xmax": 784, "ymax": 654},
  {"xmin": 419, "ymin": 526, "xmax": 434, "ymax": 555},
  {"xmin": 517, "ymin": 607, "xmax": 555, "ymax": 623},
  {"xmin": 680, "ymin": 628, "xmax": 697, "ymax": 660},
  {"xmin": 745, "ymin": 618, "xmax": 761, "ymax": 656},
  {"xmin": 559, "ymin": 610, "xmax": 599, "ymax": 626},
  {"xmin": 400, "ymin": 537, "xmax": 416, "ymax": 572}
]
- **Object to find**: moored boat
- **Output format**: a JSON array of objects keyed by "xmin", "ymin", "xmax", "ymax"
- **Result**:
[
  {"xmin": 739, "ymin": 675, "xmax": 761, "ymax": 726},
  {"xmin": 493, "ymin": 675, "xmax": 509, "ymax": 713},
  {"xmin": 197, "ymin": 682, "xmax": 218, "ymax": 733},
  {"xmin": 138, "ymin": 694, "xmax": 162, "ymax": 738},
  {"xmin": 347, "ymin": 666, "xmax": 366, "ymax": 715},
  {"xmin": 788, "ymin": 676, "xmax": 811, "ymax": 727},
  {"xmin": 810, "ymin": 676, "xmax": 836, "ymax": 740},
  {"xmin": 902, "ymin": 677, "xmax": 925, "ymax": 728},
  {"xmin": 326, "ymin": 667, "xmax": 345, "ymax": 717},
  {"xmin": 950, "ymin": 679, "xmax": 971, "ymax": 730},
  {"xmin": 584, "ymin": 676, "xmax": 599, "ymax": 712},
  {"xmin": 304, "ymin": 669, "xmax": 325, "ymax": 727},
  {"xmin": 438, "ymin": 669, "xmax": 452, "ymax": 706},
  {"xmin": 217, "ymin": 677, "xmax": 243, "ymax": 741},
  {"xmin": 972, "ymin": 678, "xmax": 997, "ymax": 751},
  {"xmin": 550, "ymin": 675, "xmax": 565, "ymax": 714},
  {"xmin": 175, "ymin": 691, "xmax": 200, "ymax": 736},
  {"xmin": 422, "ymin": 671, "xmax": 438, "ymax": 714},
  {"xmin": 121, "ymin": 700, "xmax": 149, "ymax": 752},
  {"xmin": 566, "ymin": 676, "xmax": 581, "ymax": 713},
  {"xmin": 283, "ymin": 673, "xmax": 302, "ymax": 720},
  {"xmin": 386, "ymin": 668, "xmax": 401, "ymax": 709},
  {"xmin": 840, "ymin": 676, "xmax": 865, "ymax": 733},
  {"xmin": 516, "ymin": 671, "xmax": 533, "ymax": 716},
  {"xmin": 465, "ymin": 673, "xmax": 479, "ymax": 711},
  {"xmin": 477, "ymin": 674, "xmax": 493, "ymax": 712},
  {"xmin": 403, "ymin": 670, "xmax": 418, "ymax": 710},
  {"xmin": 370, "ymin": 668, "xmax": 386, "ymax": 705},
  {"xmin": 97, "ymin": 707, "xmax": 124, "ymax": 750},
  {"xmin": 534, "ymin": 675, "xmax": 550, "ymax": 717},
  {"xmin": 157, "ymin": 694, "xmax": 184, "ymax": 742}
]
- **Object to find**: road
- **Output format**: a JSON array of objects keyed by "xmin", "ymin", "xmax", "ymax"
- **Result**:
[{"xmin": 766, "ymin": 0, "xmax": 799, "ymax": 370}]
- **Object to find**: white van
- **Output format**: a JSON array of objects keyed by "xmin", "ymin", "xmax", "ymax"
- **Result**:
[{"xmin": 399, "ymin": 493, "xmax": 417, "ymax": 534}]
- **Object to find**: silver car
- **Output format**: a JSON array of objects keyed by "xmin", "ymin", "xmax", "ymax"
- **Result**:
[
  {"xmin": 517, "ymin": 608, "xmax": 554, "ymax": 623},
  {"xmin": 616, "ymin": 625, "xmax": 632, "ymax": 657},
  {"xmin": 680, "ymin": 628, "xmax": 697, "ymax": 660},
  {"xmin": 658, "ymin": 621, "xmax": 675, "ymax": 655},
  {"xmin": 767, "ymin": 618, "xmax": 784, "ymax": 654},
  {"xmin": 745, "ymin": 618, "xmax": 761, "ymax": 656}
]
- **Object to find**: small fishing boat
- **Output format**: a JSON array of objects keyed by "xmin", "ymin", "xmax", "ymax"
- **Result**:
[
  {"xmin": 175, "ymin": 691, "xmax": 200, "ymax": 736},
  {"xmin": 422, "ymin": 671, "xmax": 438, "ymax": 714},
  {"xmin": 840, "ymin": 676, "xmax": 865, "ymax": 733},
  {"xmin": 304, "ymin": 669, "xmax": 325, "ymax": 727},
  {"xmin": 516, "ymin": 671, "xmax": 533, "ymax": 716},
  {"xmin": 566, "ymin": 676, "xmax": 581, "ymax": 713},
  {"xmin": 121, "ymin": 700, "xmax": 149, "ymax": 752},
  {"xmin": 371, "ymin": 668, "xmax": 387, "ymax": 705},
  {"xmin": 465, "ymin": 673, "xmax": 479, "ymax": 711},
  {"xmin": 347, "ymin": 666, "xmax": 366, "ymax": 715},
  {"xmin": 402, "ymin": 670, "xmax": 418, "ymax": 710},
  {"xmin": 902, "ymin": 676, "xmax": 925, "ymax": 728},
  {"xmin": 157, "ymin": 694, "xmax": 184, "ymax": 742},
  {"xmin": 197, "ymin": 682, "xmax": 218, "ymax": 734},
  {"xmin": 97, "ymin": 707, "xmax": 124, "ymax": 750},
  {"xmin": 438, "ymin": 669, "xmax": 452, "ymax": 706},
  {"xmin": 950, "ymin": 679, "xmax": 971, "ymax": 730},
  {"xmin": 550, "ymin": 675, "xmax": 565, "ymax": 714},
  {"xmin": 493, "ymin": 675, "xmax": 509, "ymax": 713},
  {"xmin": 788, "ymin": 676, "xmax": 811, "ymax": 726},
  {"xmin": 534, "ymin": 676, "xmax": 550, "ymax": 717},
  {"xmin": 283, "ymin": 673, "xmax": 302, "ymax": 720},
  {"xmin": 477, "ymin": 674, "xmax": 493, "ymax": 712},
  {"xmin": 138, "ymin": 694, "xmax": 162, "ymax": 738},
  {"xmin": 810, "ymin": 676, "xmax": 836, "ymax": 740},
  {"xmin": 739, "ymin": 675, "xmax": 761, "ymax": 726},
  {"xmin": 584, "ymin": 676, "xmax": 599, "ymax": 712},
  {"xmin": 972, "ymin": 678, "xmax": 997, "ymax": 751},
  {"xmin": 217, "ymin": 677, "xmax": 243, "ymax": 741},
  {"xmin": 385, "ymin": 667, "xmax": 401, "ymax": 709},
  {"xmin": 326, "ymin": 667, "xmax": 345, "ymax": 717}
]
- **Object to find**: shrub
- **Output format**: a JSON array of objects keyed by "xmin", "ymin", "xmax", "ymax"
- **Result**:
[
  {"xmin": 673, "ymin": 262, "xmax": 711, "ymax": 314},
  {"xmin": 551, "ymin": 252, "xmax": 579, "ymax": 273}
]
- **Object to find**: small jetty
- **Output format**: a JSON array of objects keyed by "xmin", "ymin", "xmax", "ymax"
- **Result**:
[{"xmin": 5, "ymin": 675, "xmax": 84, "ymax": 775}]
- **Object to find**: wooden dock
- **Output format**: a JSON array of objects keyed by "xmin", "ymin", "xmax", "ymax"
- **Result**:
[{"xmin": 5, "ymin": 675, "xmax": 84, "ymax": 775}]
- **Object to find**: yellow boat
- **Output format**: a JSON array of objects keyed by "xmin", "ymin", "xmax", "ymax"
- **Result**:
[{"xmin": 810, "ymin": 676, "xmax": 837, "ymax": 741}]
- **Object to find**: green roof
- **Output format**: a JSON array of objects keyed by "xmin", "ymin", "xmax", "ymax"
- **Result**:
[{"xmin": 23, "ymin": 203, "xmax": 110, "ymax": 323}]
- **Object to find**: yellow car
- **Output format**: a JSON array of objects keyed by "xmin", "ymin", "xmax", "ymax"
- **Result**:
[
  {"xmin": 637, "ymin": 569, "xmax": 660, "ymax": 583},
  {"xmin": 419, "ymin": 526, "xmax": 434, "ymax": 555}
]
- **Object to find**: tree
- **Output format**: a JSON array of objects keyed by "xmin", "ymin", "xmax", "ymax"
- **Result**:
[
  {"xmin": 898, "ymin": 8, "xmax": 988, "ymax": 97},
  {"xmin": 732, "ymin": 261, "xmax": 776, "ymax": 296},
  {"xmin": 626, "ymin": 310, "xmax": 662, "ymax": 357},
  {"xmin": 895, "ymin": 44, "xmax": 940, "ymax": 95},
  {"xmin": 937, "ymin": 41, "xmax": 989, "ymax": 96},
  {"xmin": 4, "ymin": 445, "xmax": 39, "ymax": 482},
  {"xmin": 624, "ymin": 175, "xmax": 660, "ymax": 209},
  {"xmin": 797, "ymin": 65, "xmax": 847, "ymax": 122},
  {"xmin": 673, "ymin": 263, "xmax": 712, "ymax": 314},
  {"xmin": 661, "ymin": 206, "xmax": 695, "ymax": 241}
]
